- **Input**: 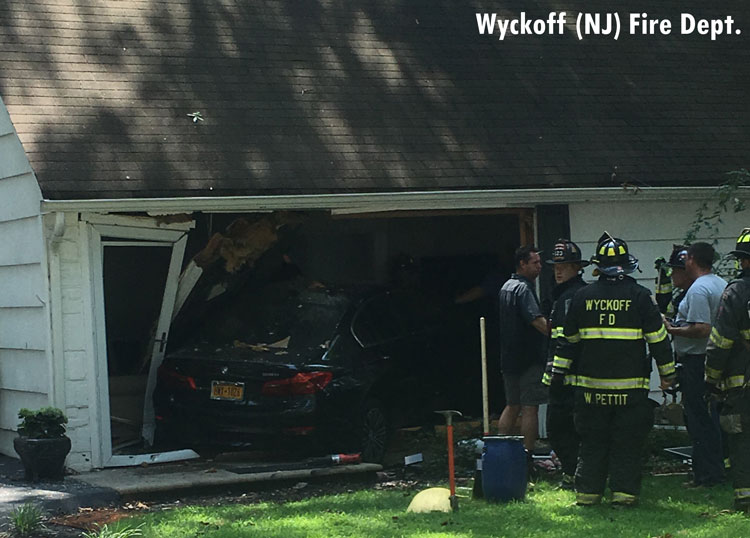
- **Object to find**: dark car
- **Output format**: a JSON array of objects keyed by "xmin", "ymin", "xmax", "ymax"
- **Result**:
[{"xmin": 154, "ymin": 280, "xmax": 482, "ymax": 462}]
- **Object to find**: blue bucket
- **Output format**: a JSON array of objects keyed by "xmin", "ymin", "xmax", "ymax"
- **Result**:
[{"xmin": 481, "ymin": 435, "xmax": 527, "ymax": 502}]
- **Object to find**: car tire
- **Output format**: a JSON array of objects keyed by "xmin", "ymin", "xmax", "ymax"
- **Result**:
[{"xmin": 360, "ymin": 399, "xmax": 389, "ymax": 463}]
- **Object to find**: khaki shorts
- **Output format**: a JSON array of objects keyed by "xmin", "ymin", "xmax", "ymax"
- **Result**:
[{"xmin": 503, "ymin": 362, "xmax": 548, "ymax": 406}]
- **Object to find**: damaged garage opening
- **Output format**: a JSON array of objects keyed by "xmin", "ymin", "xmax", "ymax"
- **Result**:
[
  {"xmin": 99, "ymin": 208, "xmax": 538, "ymax": 464},
  {"xmin": 103, "ymin": 242, "xmax": 172, "ymax": 453}
]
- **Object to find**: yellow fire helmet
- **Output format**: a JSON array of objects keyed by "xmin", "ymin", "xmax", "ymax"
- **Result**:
[{"xmin": 590, "ymin": 232, "xmax": 638, "ymax": 276}]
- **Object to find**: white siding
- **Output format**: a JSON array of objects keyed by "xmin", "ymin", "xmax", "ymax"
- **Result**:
[
  {"xmin": 0, "ymin": 264, "xmax": 49, "ymax": 308},
  {"xmin": 0, "ymin": 97, "xmax": 48, "ymax": 457},
  {"xmin": 569, "ymin": 198, "xmax": 749, "ymax": 396},
  {"xmin": 569, "ymin": 199, "xmax": 747, "ymax": 286}
]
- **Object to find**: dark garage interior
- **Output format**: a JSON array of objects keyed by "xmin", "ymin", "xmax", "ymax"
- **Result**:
[{"xmin": 99, "ymin": 207, "xmax": 568, "ymax": 459}]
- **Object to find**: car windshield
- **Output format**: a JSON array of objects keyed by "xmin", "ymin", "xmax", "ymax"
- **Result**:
[{"xmin": 194, "ymin": 282, "xmax": 351, "ymax": 353}]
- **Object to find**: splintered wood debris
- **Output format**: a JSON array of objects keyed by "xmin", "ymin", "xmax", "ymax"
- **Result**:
[
  {"xmin": 194, "ymin": 218, "xmax": 278, "ymax": 273},
  {"xmin": 192, "ymin": 213, "xmax": 305, "ymax": 273},
  {"xmin": 233, "ymin": 336, "xmax": 290, "ymax": 353}
]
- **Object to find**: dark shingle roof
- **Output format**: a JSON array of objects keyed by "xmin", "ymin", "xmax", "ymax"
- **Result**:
[{"xmin": 0, "ymin": 0, "xmax": 748, "ymax": 199}]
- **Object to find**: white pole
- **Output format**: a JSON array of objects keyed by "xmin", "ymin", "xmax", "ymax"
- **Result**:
[{"xmin": 480, "ymin": 317, "xmax": 490, "ymax": 436}]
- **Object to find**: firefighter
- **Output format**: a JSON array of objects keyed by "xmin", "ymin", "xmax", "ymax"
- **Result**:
[
  {"xmin": 552, "ymin": 232, "xmax": 675, "ymax": 506},
  {"xmin": 542, "ymin": 239, "xmax": 588, "ymax": 490},
  {"xmin": 705, "ymin": 227, "xmax": 750, "ymax": 513},
  {"xmin": 654, "ymin": 256, "xmax": 673, "ymax": 314},
  {"xmin": 664, "ymin": 246, "xmax": 690, "ymax": 321},
  {"xmin": 654, "ymin": 244, "xmax": 690, "ymax": 319}
]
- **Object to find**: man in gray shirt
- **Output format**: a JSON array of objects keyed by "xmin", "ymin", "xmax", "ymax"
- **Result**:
[{"xmin": 664, "ymin": 242, "xmax": 727, "ymax": 487}]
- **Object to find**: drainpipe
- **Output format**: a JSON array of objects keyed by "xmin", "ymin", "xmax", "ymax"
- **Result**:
[
  {"xmin": 50, "ymin": 211, "xmax": 65, "ymax": 251},
  {"xmin": 47, "ymin": 212, "xmax": 67, "ymax": 412}
]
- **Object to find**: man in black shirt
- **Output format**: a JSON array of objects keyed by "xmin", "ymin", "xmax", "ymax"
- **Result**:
[{"xmin": 498, "ymin": 245, "xmax": 549, "ymax": 453}]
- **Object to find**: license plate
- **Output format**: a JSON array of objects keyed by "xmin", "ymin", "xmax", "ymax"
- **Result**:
[{"xmin": 210, "ymin": 381, "xmax": 245, "ymax": 401}]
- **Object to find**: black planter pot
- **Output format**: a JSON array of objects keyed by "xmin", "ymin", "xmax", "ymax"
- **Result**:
[{"xmin": 13, "ymin": 436, "xmax": 71, "ymax": 481}]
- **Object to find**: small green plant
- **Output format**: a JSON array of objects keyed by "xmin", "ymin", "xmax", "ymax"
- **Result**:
[
  {"xmin": 17, "ymin": 407, "xmax": 67, "ymax": 439},
  {"xmin": 81, "ymin": 523, "xmax": 144, "ymax": 538},
  {"xmin": 9, "ymin": 503, "xmax": 44, "ymax": 537},
  {"xmin": 684, "ymin": 168, "xmax": 749, "ymax": 246},
  {"xmin": 682, "ymin": 169, "xmax": 749, "ymax": 279}
]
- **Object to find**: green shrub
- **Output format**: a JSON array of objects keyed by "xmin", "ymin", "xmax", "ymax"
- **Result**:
[
  {"xmin": 9, "ymin": 503, "xmax": 44, "ymax": 536},
  {"xmin": 17, "ymin": 407, "xmax": 67, "ymax": 439}
]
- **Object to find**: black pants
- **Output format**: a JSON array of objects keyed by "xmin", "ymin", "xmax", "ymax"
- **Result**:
[
  {"xmin": 547, "ymin": 383, "xmax": 579, "ymax": 476},
  {"xmin": 574, "ymin": 391, "xmax": 653, "ymax": 504},
  {"xmin": 722, "ymin": 394, "xmax": 750, "ymax": 509},
  {"xmin": 678, "ymin": 354, "xmax": 724, "ymax": 485}
]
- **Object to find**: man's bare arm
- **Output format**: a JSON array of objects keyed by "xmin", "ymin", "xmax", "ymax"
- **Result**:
[
  {"xmin": 664, "ymin": 320, "xmax": 711, "ymax": 339},
  {"xmin": 531, "ymin": 316, "xmax": 549, "ymax": 336}
]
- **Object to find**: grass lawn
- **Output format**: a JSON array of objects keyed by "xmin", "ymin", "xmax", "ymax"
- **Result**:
[{"xmin": 102, "ymin": 475, "xmax": 750, "ymax": 537}]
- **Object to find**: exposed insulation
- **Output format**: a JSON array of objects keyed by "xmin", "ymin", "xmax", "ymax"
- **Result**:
[{"xmin": 193, "ymin": 217, "xmax": 277, "ymax": 273}]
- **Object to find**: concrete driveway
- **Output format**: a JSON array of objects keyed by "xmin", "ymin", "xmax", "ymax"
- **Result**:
[{"xmin": 0, "ymin": 454, "xmax": 380, "ymax": 524}]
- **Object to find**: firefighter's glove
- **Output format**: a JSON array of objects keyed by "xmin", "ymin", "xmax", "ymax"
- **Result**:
[
  {"xmin": 550, "ymin": 373, "xmax": 565, "ymax": 388},
  {"xmin": 703, "ymin": 382, "xmax": 724, "ymax": 405},
  {"xmin": 655, "ymin": 257, "xmax": 670, "ymax": 274},
  {"xmin": 654, "ymin": 257, "xmax": 671, "ymax": 283},
  {"xmin": 659, "ymin": 375, "xmax": 676, "ymax": 391}
]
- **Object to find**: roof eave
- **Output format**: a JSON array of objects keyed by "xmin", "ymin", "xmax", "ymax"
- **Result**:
[{"xmin": 40, "ymin": 186, "xmax": 742, "ymax": 214}]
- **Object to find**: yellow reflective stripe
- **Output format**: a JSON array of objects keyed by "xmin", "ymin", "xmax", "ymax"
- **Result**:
[
  {"xmin": 656, "ymin": 284, "xmax": 672, "ymax": 293},
  {"xmin": 576, "ymin": 493, "xmax": 602, "ymax": 505},
  {"xmin": 551, "ymin": 327, "xmax": 564, "ymax": 339},
  {"xmin": 565, "ymin": 331, "xmax": 581, "ymax": 343},
  {"xmin": 710, "ymin": 328, "xmax": 734, "ymax": 349},
  {"xmin": 574, "ymin": 376, "xmax": 650, "ymax": 390},
  {"xmin": 742, "ymin": 329, "xmax": 750, "ymax": 340},
  {"xmin": 644, "ymin": 325, "xmax": 668, "ymax": 344},
  {"xmin": 553, "ymin": 356, "xmax": 572, "ymax": 370},
  {"xmin": 579, "ymin": 327, "xmax": 643, "ymax": 340},
  {"xmin": 720, "ymin": 375, "xmax": 746, "ymax": 390},
  {"xmin": 658, "ymin": 361, "xmax": 676, "ymax": 377},
  {"xmin": 542, "ymin": 371, "xmax": 575, "ymax": 385},
  {"xmin": 705, "ymin": 366, "xmax": 723, "ymax": 382},
  {"xmin": 612, "ymin": 491, "xmax": 637, "ymax": 504},
  {"xmin": 735, "ymin": 488, "xmax": 750, "ymax": 500}
]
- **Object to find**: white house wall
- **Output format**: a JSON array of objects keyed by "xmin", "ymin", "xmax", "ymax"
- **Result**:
[
  {"xmin": 569, "ymin": 198, "xmax": 749, "ymax": 396},
  {"xmin": 47, "ymin": 214, "xmax": 98, "ymax": 469},
  {"xmin": 0, "ymin": 97, "xmax": 48, "ymax": 457},
  {"xmin": 569, "ymin": 198, "xmax": 748, "ymax": 285}
]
